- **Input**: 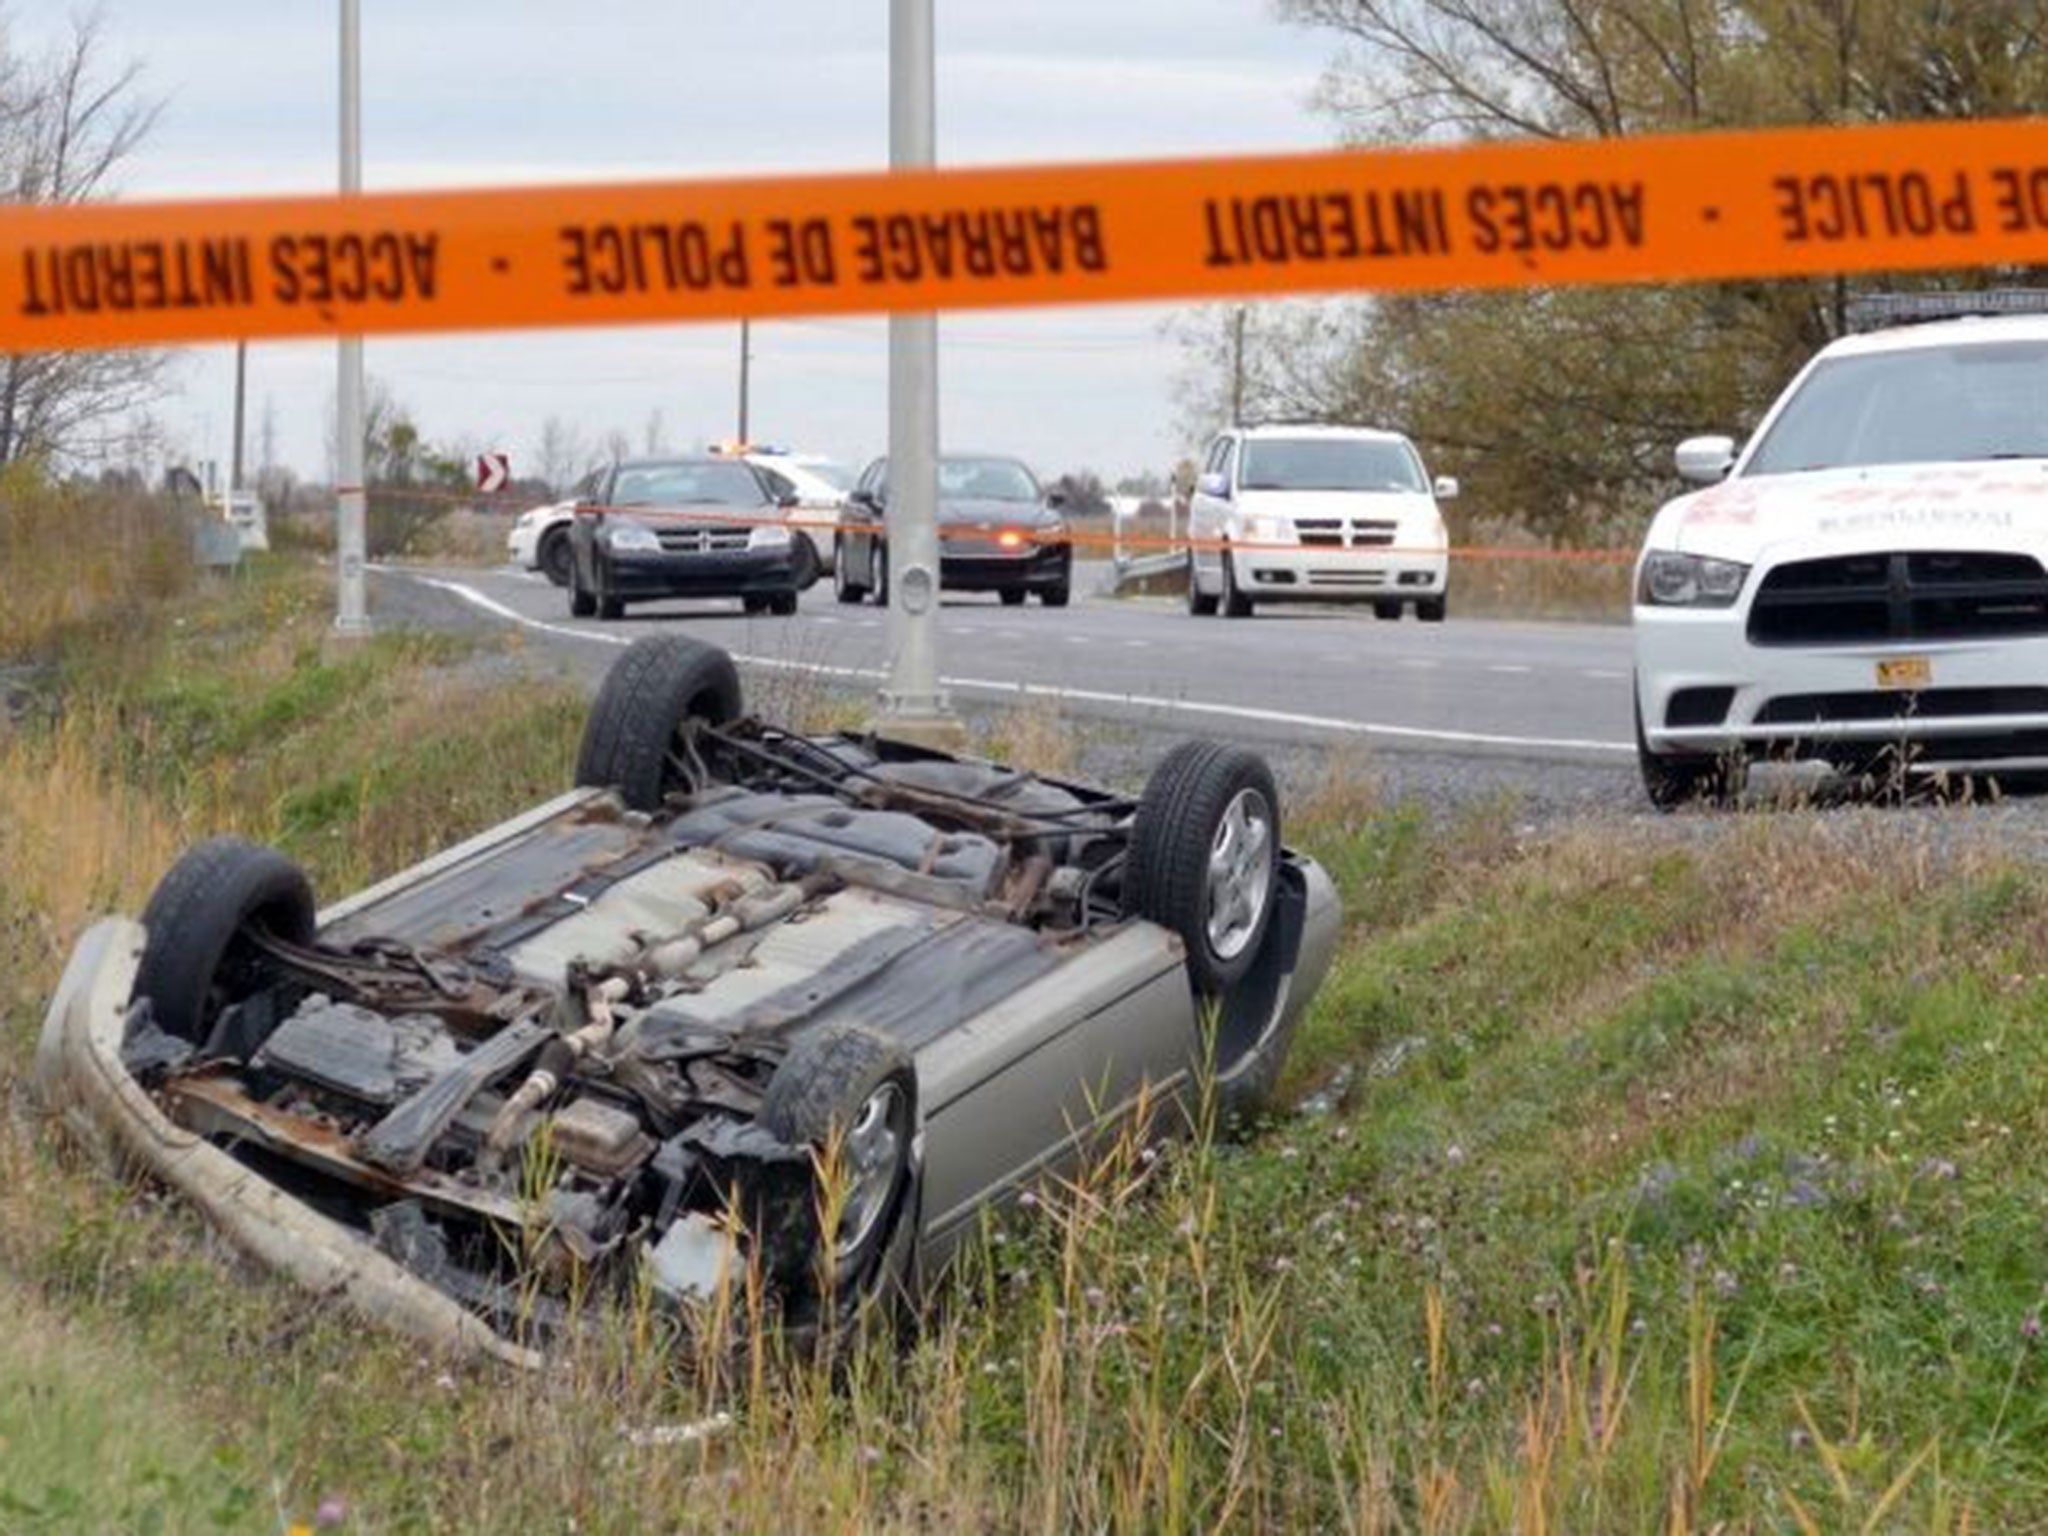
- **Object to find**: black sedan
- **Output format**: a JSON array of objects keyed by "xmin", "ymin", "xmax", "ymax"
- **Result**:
[
  {"xmin": 834, "ymin": 455, "xmax": 1073, "ymax": 608},
  {"xmin": 570, "ymin": 457, "xmax": 803, "ymax": 620}
]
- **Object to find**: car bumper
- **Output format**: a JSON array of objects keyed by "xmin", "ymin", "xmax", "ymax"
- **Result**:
[
  {"xmin": 34, "ymin": 918, "xmax": 542, "ymax": 1368},
  {"xmin": 939, "ymin": 547, "xmax": 1070, "ymax": 592},
  {"xmin": 1637, "ymin": 606, "xmax": 2048, "ymax": 760},
  {"xmin": 607, "ymin": 548, "xmax": 799, "ymax": 598},
  {"xmin": 1234, "ymin": 545, "xmax": 1447, "ymax": 600},
  {"xmin": 509, "ymin": 525, "xmax": 541, "ymax": 567}
]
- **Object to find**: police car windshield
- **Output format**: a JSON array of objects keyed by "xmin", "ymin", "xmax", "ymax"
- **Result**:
[
  {"xmin": 1746, "ymin": 341, "xmax": 2048, "ymax": 474},
  {"xmin": 1239, "ymin": 438, "xmax": 1426, "ymax": 492}
]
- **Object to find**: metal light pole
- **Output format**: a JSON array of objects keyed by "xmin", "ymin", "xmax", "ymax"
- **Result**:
[
  {"xmin": 872, "ymin": 0, "xmax": 960, "ymax": 745},
  {"xmin": 737, "ymin": 318, "xmax": 751, "ymax": 443},
  {"xmin": 333, "ymin": 0, "xmax": 370, "ymax": 637}
]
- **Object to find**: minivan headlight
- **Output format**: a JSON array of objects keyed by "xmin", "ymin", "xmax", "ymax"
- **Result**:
[{"xmin": 1637, "ymin": 550, "xmax": 1750, "ymax": 608}]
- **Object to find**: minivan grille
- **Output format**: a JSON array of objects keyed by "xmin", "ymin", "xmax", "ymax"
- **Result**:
[
  {"xmin": 1291, "ymin": 517, "xmax": 1400, "ymax": 548},
  {"xmin": 1747, "ymin": 551, "xmax": 2048, "ymax": 646}
]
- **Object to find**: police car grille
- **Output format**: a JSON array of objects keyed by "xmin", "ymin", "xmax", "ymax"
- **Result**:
[{"xmin": 1747, "ymin": 551, "xmax": 2048, "ymax": 645}]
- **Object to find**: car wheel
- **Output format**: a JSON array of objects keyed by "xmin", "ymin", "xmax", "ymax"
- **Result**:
[
  {"xmin": 872, "ymin": 545, "xmax": 889, "ymax": 606},
  {"xmin": 756, "ymin": 1022, "xmax": 917, "ymax": 1302},
  {"xmin": 1635, "ymin": 695, "xmax": 1746, "ymax": 812},
  {"xmin": 1373, "ymin": 600, "xmax": 1401, "ymax": 621},
  {"xmin": 1186, "ymin": 554, "xmax": 1219, "ymax": 617},
  {"xmin": 1127, "ymin": 741, "xmax": 1281, "ymax": 995},
  {"xmin": 1417, "ymin": 596, "xmax": 1447, "ymax": 623},
  {"xmin": 1000, "ymin": 589, "xmax": 1026, "ymax": 607},
  {"xmin": 1220, "ymin": 549, "xmax": 1253, "ymax": 618},
  {"xmin": 743, "ymin": 595, "xmax": 768, "ymax": 616},
  {"xmin": 569, "ymin": 573, "xmax": 597, "ymax": 618},
  {"xmin": 575, "ymin": 635, "xmax": 744, "ymax": 810},
  {"xmin": 835, "ymin": 543, "xmax": 868, "ymax": 604},
  {"xmin": 538, "ymin": 528, "xmax": 574, "ymax": 588},
  {"xmin": 134, "ymin": 837, "xmax": 317, "ymax": 1044},
  {"xmin": 768, "ymin": 589, "xmax": 799, "ymax": 617},
  {"xmin": 1040, "ymin": 583, "xmax": 1070, "ymax": 608}
]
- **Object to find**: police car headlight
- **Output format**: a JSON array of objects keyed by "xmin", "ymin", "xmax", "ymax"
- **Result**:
[
  {"xmin": 1638, "ymin": 550, "xmax": 1749, "ymax": 607},
  {"xmin": 606, "ymin": 521, "xmax": 663, "ymax": 554}
]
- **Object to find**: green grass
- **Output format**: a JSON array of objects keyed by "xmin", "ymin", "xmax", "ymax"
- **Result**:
[{"xmin": 1, "ymin": 544, "xmax": 2045, "ymax": 1529}]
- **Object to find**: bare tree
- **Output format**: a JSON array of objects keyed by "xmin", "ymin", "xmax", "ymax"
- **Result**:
[
  {"xmin": 533, "ymin": 415, "xmax": 590, "ymax": 495},
  {"xmin": 0, "ymin": 9, "xmax": 164, "ymax": 466}
]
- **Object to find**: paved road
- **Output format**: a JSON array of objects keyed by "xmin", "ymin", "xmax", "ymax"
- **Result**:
[{"xmin": 389, "ymin": 564, "xmax": 1637, "ymax": 765}]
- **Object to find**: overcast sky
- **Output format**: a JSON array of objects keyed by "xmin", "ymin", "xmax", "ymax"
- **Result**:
[{"xmin": 12, "ymin": 2, "xmax": 1339, "ymax": 487}]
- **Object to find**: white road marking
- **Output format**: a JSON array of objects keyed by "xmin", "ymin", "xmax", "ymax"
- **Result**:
[
  {"xmin": 1584, "ymin": 668, "xmax": 1627, "ymax": 680},
  {"xmin": 1398, "ymin": 658, "xmax": 1438, "ymax": 669},
  {"xmin": 396, "ymin": 573, "xmax": 1634, "ymax": 756},
  {"xmin": 1487, "ymin": 665, "xmax": 1534, "ymax": 675}
]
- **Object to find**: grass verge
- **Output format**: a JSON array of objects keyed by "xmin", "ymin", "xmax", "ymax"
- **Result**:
[{"xmin": 0, "ymin": 549, "xmax": 2043, "ymax": 1530}]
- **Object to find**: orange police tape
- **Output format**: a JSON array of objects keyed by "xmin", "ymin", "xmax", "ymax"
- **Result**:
[
  {"xmin": 371, "ymin": 486, "xmax": 1636, "ymax": 562},
  {"xmin": 8, "ymin": 118, "xmax": 2048, "ymax": 349}
]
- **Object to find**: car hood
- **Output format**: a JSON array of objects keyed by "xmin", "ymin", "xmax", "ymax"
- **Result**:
[
  {"xmin": 1235, "ymin": 489, "xmax": 1439, "ymax": 523},
  {"xmin": 935, "ymin": 498, "xmax": 1060, "ymax": 531},
  {"xmin": 1653, "ymin": 460, "xmax": 2048, "ymax": 566}
]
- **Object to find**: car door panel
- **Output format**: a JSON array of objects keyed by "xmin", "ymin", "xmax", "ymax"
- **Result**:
[{"xmin": 913, "ymin": 922, "xmax": 1191, "ymax": 1250}]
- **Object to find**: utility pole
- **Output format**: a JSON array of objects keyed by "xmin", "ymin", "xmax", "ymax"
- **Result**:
[
  {"xmin": 871, "ymin": 0, "xmax": 961, "ymax": 746},
  {"xmin": 737, "ymin": 319, "xmax": 751, "ymax": 443},
  {"xmin": 333, "ymin": 0, "xmax": 370, "ymax": 638},
  {"xmin": 230, "ymin": 341, "xmax": 247, "ymax": 495},
  {"xmin": 1230, "ymin": 305, "xmax": 1247, "ymax": 427}
]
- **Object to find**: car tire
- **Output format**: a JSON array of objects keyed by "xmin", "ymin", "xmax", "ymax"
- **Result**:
[
  {"xmin": 575, "ymin": 635, "xmax": 744, "ymax": 810},
  {"xmin": 1000, "ymin": 589, "xmax": 1026, "ymax": 607},
  {"xmin": 1127, "ymin": 741, "xmax": 1281, "ymax": 995},
  {"xmin": 1040, "ymin": 584, "xmax": 1070, "ymax": 608},
  {"xmin": 1187, "ymin": 554, "xmax": 1219, "ymax": 617},
  {"xmin": 135, "ymin": 837, "xmax": 317, "ymax": 1044},
  {"xmin": 1373, "ymin": 600, "xmax": 1401, "ymax": 621},
  {"xmin": 743, "ymin": 595, "xmax": 768, "ymax": 616},
  {"xmin": 768, "ymin": 589, "xmax": 798, "ymax": 618},
  {"xmin": 569, "ymin": 576, "xmax": 597, "ymax": 618},
  {"xmin": 835, "ymin": 544, "xmax": 868, "ymax": 604},
  {"xmin": 1635, "ymin": 695, "xmax": 1746, "ymax": 812},
  {"xmin": 757, "ymin": 1022, "xmax": 918, "ymax": 1300},
  {"xmin": 538, "ymin": 528, "xmax": 574, "ymax": 588},
  {"xmin": 1220, "ymin": 549, "xmax": 1253, "ymax": 619},
  {"xmin": 872, "ymin": 545, "xmax": 889, "ymax": 606},
  {"xmin": 1417, "ymin": 596, "xmax": 1447, "ymax": 623}
]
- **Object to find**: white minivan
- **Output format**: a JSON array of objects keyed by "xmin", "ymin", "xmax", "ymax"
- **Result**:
[{"xmin": 1185, "ymin": 424, "xmax": 1455, "ymax": 620}]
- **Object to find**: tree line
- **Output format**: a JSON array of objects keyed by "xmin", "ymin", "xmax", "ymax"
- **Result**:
[{"xmin": 1178, "ymin": 0, "xmax": 2048, "ymax": 545}]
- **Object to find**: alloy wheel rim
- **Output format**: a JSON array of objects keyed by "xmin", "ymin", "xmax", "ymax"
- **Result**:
[
  {"xmin": 1205, "ymin": 787, "xmax": 1273, "ymax": 961},
  {"xmin": 835, "ymin": 1082, "xmax": 903, "ymax": 1259}
]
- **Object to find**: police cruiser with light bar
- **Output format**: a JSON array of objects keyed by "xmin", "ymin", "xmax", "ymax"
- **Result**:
[{"xmin": 1633, "ymin": 289, "xmax": 2048, "ymax": 807}]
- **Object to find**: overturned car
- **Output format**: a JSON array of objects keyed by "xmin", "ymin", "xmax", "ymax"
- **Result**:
[{"xmin": 36, "ymin": 636, "xmax": 1340, "ymax": 1361}]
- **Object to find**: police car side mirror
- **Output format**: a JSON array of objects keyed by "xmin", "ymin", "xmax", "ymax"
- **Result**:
[
  {"xmin": 1197, "ymin": 471, "xmax": 1231, "ymax": 500},
  {"xmin": 1432, "ymin": 475, "xmax": 1460, "ymax": 502},
  {"xmin": 1675, "ymin": 435, "xmax": 1737, "ymax": 484}
]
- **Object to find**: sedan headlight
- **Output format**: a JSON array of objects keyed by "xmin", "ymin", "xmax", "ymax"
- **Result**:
[
  {"xmin": 1245, "ymin": 513, "xmax": 1293, "ymax": 543},
  {"xmin": 748, "ymin": 522, "xmax": 792, "ymax": 549},
  {"xmin": 1637, "ymin": 550, "xmax": 1750, "ymax": 608},
  {"xmin": 605, "ymin": 521, "xmax": 663, "ymax": 554}
]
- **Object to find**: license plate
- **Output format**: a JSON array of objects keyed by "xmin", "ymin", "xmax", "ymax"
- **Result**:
[{"xmin": 1876, "ymin": 656, "xmax": 1931, "ymax": 690}]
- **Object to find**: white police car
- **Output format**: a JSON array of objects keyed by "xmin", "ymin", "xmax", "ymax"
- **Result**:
[{"xmin": 1634, "ymin": 291, "xmax": 2048, "ymax": 807}]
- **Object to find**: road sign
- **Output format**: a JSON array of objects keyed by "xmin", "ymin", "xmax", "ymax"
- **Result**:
[{"xmin": 476, "ymin": 451, "xmax": 509, "ymax": 494}]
